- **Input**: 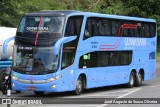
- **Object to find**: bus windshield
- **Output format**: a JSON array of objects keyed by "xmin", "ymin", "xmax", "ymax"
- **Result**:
[
  {"xmin": 16, "ymin": 16, "xmax": 65, "ymax": 46},
  {"xmin": 17, "ymin": 16, "xmax": 65, "ymax": 36},
  {"xmin": 13, "ymin": 45, "xmax": 59, "ymax": 74}
]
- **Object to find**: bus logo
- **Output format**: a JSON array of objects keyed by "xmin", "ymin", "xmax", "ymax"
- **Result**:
[{"xmin": 30, "ymin": 80, "xmax": 33, "ymax": 84}]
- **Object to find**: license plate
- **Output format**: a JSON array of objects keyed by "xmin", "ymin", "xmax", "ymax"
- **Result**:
[{"xmin": 28, "ymin": 86, "xmax": 36, "ymax": 90}]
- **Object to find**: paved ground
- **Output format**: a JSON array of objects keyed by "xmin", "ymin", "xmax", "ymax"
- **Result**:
[{"xmin": 0, "ymin": 65, "xmax": 160, "ymax": 107}]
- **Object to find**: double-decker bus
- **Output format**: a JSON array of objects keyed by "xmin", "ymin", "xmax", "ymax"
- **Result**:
[{"xmin": 3, "ymin": 11, "xmax": 157, "ymax": 95}]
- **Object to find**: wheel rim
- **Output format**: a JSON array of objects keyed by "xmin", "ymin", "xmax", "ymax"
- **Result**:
[
  {"xmin": 137, "ymin": 74, "xmax": 142, "ymax": 84},
  {"xmin": 76, "ymin": 79, "xmax": 82, "ymax": 94},
  {"xmin": 130, "ymin": 74, "xmax": 134, "ymax": 86}
]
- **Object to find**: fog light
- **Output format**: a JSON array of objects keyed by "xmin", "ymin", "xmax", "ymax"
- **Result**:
[
  {"xmin": 12, "ymin": 83, "xmax": 15, "ymax": 87},
  {"xmin": 50, "ymin": 84, "xmax": 57, "ymax": 89}
]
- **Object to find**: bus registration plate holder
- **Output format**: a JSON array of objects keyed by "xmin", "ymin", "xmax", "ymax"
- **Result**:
[{"xmin": 28, "ymin": 86, "xmax": 36, "ymax": 90}]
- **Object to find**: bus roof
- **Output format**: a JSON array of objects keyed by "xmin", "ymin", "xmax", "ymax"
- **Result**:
[
  {"xmin": 25, "ymin": 10, "xmax": 81, "ymax": 16},
  {"xmin": 25, "ymin": 10, "xmax": 156, "ymax": 23}
]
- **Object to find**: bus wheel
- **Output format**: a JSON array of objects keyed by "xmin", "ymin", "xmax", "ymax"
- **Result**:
[
  {"xmin": 0, "ymin": 70, "xmax": 2, "ymax": 90},
  {"xmin": 34, "ymin": 91, "xmax": 44, "ymax": 95},
  {"xmin": 135, "ymin": 73, "xmax": 142, "ymax": 87},
  {"xmin": 1, "ymin": 81, "xmax": 7, "ymax": 95},
  {"xmin": 0, "ymin": 69, "xmax": 5, "ymax": 90},
  {"xmin": 75, "ymin": 76, "xmax": 83, "ymax": 95},
  {"xmin": 1, "ymin": 74, "xmax": 7, "ymax": 95},
  {"xmin": 127, "ymin": 72, "xmax": 135, "ymax": 88}
]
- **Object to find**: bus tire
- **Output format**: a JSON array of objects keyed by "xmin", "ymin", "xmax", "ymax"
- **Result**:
[
  {"xmin": 127, "ymin": 72, "xmax": 135, "ymax": 88},
  {"xmin": 74, "ymin": 76, "xmax": 83, "ymax": 95},
  {"xmin": 135, "ymin": 73, "xmax": 142, "ymax": 87},
  {"xmin": 1, "ymin": 79, "xmax": 7, "ymax": 95},
  {"xmin": 34, "ymin": 91, "xmax": 44, "ymax": 95},
  {"xmin": 0, "ymin": 69, "xmax": 5, "ymax": 90},
  {"xmin": 0, "ymin": 70, "xmax": 3, "ymax": 90}
]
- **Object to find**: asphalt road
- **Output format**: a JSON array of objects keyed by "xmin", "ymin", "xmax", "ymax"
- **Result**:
[{"xmin": 0, "ymin": 65, "xmax": 160, "ymax": 107}]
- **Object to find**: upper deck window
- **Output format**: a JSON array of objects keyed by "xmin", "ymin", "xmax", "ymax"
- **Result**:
[
  {"xmin": 83, "ymin": 17, "xmax": 156, "ymax": 39},
  {"xmin": 65, "ymin": 16, "xmax": 83, "ymax": 36}
]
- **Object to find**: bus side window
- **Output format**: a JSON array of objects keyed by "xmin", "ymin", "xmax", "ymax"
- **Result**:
[
  {"xmin": 75, "ymin": 18, "xmax": 82, "ymax": 36},
  {"xmin": 137, "ymin": 23, "xmax": 142, "ymax": 37},
  {"xmin": 133, "ymin": 29, "xmax": 138, "ymax": 37},
  {"xmin": 111, "ymin": 21, "xmax": 117, "ymax": 36},
  {"xmin": 120, "ymin": 51, "xmax": 132, "ymax": 65},
  {"xmin": 150, "ymin": 23, "xmax": 156, "ymax": 37},
  {"xmin": 112, "ymin": 20, "xmax": 121, "ymax": 36},
  {"xmin": 99, "ymin": 19, "xmax": 111, "ymax": 36},
  {"xmin": 97, "ymin": 52, "xmax": 109, "ymax": 67},
  {"xmin": 79, "ymin": 51, "xmax": 132, "ymax": 68},
  {"xmin": 139, "ymin": 23, "xmax": 145, "ymax": 37},
  {"xmin": 84, "ymin": 19, "xmax": 91, "ymax": 39},
  {"xmin": 105, "ymin": 20, "xmax": 111, "ymax": 36},
  {"xmin": 91, "ymin": 19, "xmax": 98, "ymax": 36},
  {"xmin": 123, "ymin": 22, "xmax": 129, "ymax": 37},
  {"xmin": 120, "ymin": 52, "xmax": 129, "ymax": 65},
  {"xmin": 79, "ymin": 54, "xmax": 90, "ymax": 68},
  {"xmin": 65, "ymin": 16, "xmax": 83, "ymax": 36},
  {"xmin": 144, "ymin": 23, "xmax": 150, "ymax": 37},
  {"xmin": 123, "ymin": 28, "xmax": 128, "ymax": 37},
  {"xmin": 99, "ymin": 20, "xmax": 106, "ymax": 35},
  {"xmin": 65, "ymin": 19, "xmax": 75, "ymax": 36},
  {"xmin": 62, "ymin": 51, "xmax": 75, "ymax": 69},
  {"xmin": 109, "ymin": 52, "xmax": 120, "ymax": 66},
  {"xmin": 79, "ymin": 52, "xmax": 97, "ymax": 68},
  {"xmin": 90, "ymin": 53, "xmax": 97, "ymax": 67},
  {"xmin": 134, "ymin": 23, "xmax": 139, "ymax": 37},
  {"xmin": 129, "ymin": 26, "xmax": 134, "ymax": 37}
]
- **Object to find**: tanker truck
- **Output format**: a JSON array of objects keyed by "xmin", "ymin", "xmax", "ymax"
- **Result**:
[{"xmin": 0, "ymin": 27, "xmax": 16, "ymax": 90}]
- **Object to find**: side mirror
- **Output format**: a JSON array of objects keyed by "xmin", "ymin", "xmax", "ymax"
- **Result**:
[
  {"xmin": 53, "ymin": 36, "xmax": 77, "ymax": 55},
  {"xmin": 3, "ymin": 36, "xmax": 15, "ymax": 54}
]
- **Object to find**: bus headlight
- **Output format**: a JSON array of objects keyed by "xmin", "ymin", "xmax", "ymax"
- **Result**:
[
  {"xmin": 47, "ymin": 78, "xmax": 56, "ymax": 82},
  {"xmin": 47, "ymin": 74, "xmax": 64, "ymax": 82},
  {"xmin": 55, "ymin": 74, "xmax": 64, "ymax": 79},
  {"xmin": 12, "ymin": 75, "xmax": 19, "ymax": 80}
]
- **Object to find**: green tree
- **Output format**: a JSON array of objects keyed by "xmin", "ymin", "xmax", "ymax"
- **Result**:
[
  {"xmin": 0, "ymin": 0, "xmax": 19, "ymax": 27},
  {"xmin": 0, "ymin": 0, "xmax": 159, "ymax": 35}
]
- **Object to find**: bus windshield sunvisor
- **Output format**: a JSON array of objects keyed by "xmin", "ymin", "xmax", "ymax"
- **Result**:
[{"xmin": 16, "ymin": 16, "xmax": 65, "ymax": 46}]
